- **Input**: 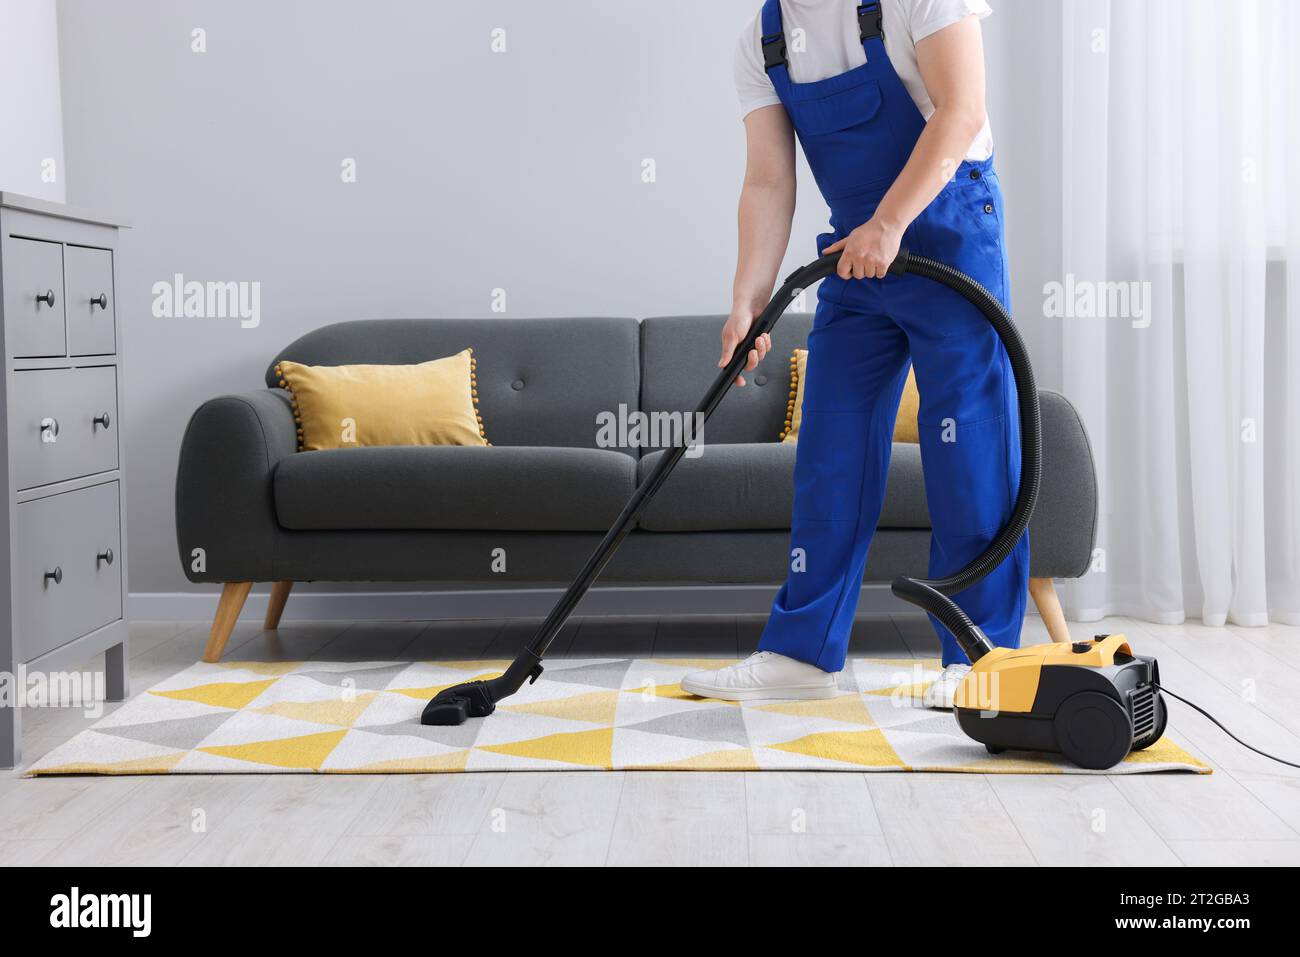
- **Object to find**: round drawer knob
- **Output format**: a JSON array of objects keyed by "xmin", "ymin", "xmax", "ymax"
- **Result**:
[
  {"xmin": 93, "ymin": 413, "xmax": 112, "ymax": 430},
  {"xmin": 98, "ymin": 548, "xmax": 115, "ymax": 566},
  {"xmin": 40, "ymin": 416, "xmax": 59, "ymax": 441},
  {"xmin": 36, "ymin": 289, "xmax": 56, "ymax": 307},
  {"xmin": 91, "ymin": 293, "xmax": 108, "ymax": 310},
  {"xmin": 44, "ymin": 567, "xmax": 63, "ymax": 586}
]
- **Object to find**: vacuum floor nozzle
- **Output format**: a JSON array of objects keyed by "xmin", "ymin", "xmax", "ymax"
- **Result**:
[
  {"xmin": 421, "ymin": 681, "xmax": 496, "ymax": 726},
  {"xmin": 420, "ymin": 655, "xmax": 544, "ymax": 725}
]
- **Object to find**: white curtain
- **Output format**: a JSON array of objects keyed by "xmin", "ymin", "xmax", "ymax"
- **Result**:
[{"xmin": 1056, "ymin": 0, "xmax": 1299, "ymax": 626}]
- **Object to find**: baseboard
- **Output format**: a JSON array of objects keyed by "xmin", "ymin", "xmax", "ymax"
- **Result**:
[{"xmin": 128, "ymin": 583, "xmax": 907, "ymax": 622}]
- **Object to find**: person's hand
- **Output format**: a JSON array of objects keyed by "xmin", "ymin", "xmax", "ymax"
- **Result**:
[
  {"xmin": 719, "ymin": 308, "xmax": 771, "ymax": 386},
  {"xmin": 822, "ymin": 216, "xmax": 903, "ymax": 280}
]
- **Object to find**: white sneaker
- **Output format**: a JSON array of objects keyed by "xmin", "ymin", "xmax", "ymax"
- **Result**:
[
  {"xmin": 923, "ymin": 663, "xmax": 972, "ymax": 710},
  {"xmin": 680, "ymin": 651, "xmax": 838, "ymax": 702}
]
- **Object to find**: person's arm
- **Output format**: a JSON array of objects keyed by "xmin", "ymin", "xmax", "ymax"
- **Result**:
[
  {"xmin": 823, "ymin": 15, "xmax": 988, "ymax": 279},
  {"xmin": 720, "ymin": 104, "xmax": 796, "ymax": 385}
]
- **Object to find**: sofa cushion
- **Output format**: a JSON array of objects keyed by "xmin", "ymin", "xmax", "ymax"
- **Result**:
[
  {"xmin": 639, "ymin": 315, "xmax": 814, "ymax": 448},
  {"xmin": 636, "ymin": 441, "xmax": 930, "ymax": 532},
  {"xmin": 266, "ymin": 318, "xmax": 640, "ymax": 453},
  {"xmin": 273, "ymin": 445, "xmax": 636, "ymax": 532}
]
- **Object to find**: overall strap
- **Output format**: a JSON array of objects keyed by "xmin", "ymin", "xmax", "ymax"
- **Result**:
[
  {"xmin": 763, "ymin": 1, "xmax": 891, "ymax": 88},
  {"xmin": 759, "ymin": 0, "xmax": 792, "ymax": 96},
  {"xmin": 856, "ymin": 1, "xmax": 887, "ymax": 62}
]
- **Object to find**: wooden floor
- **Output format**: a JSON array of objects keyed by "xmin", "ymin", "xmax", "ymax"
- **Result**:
[{"xmin": 2, "ymin": 613, "xmax": 1298, "ymax": 867}]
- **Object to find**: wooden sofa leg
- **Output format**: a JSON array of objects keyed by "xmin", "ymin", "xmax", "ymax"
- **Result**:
[
  {"xmin": 203, "ymin": 582, "xmax": 253, "ymax": 662},
  {"xmin": 264, "ymin": 580, "xmax": 294, "ymax": 629},
  {"xmin": 1028, "ymin": 577, "xmax": 1070, "ymax": 644}
]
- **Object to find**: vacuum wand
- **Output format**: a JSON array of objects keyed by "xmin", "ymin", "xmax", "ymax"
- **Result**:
[{"xmin": 422, "ymin": 249, "xmax": 1035, "ymax": 725}]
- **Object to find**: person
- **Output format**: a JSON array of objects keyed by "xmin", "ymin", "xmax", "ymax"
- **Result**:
[{"xmin": 681, "ymin": 0, "xmax": 1027, "ymax": 709}]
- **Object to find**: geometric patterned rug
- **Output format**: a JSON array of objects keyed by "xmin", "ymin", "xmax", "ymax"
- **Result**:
[{"xmin": 27, "ymin": 658, "xmax": 1210, "ymax": 775}]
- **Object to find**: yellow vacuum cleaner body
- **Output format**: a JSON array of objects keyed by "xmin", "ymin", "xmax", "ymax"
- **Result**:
[{"xmin": 952, "ymin": 634, "xmax": 1167, "ymax": 769}]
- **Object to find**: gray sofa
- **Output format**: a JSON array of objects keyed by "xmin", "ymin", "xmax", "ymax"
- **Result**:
[{"xmin": 175, "ymin": 315, "xmax": 1097, "ymax": 660}]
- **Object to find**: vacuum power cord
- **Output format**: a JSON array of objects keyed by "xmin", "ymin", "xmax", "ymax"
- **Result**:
[{"xmin": 1155, "ymin": 682, "xmax": 1300, "ymax": 770}]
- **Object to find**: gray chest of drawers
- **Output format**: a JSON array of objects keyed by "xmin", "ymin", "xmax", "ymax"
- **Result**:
[{"xmin": 1, "ymin": 193, "xmax": 130, "ymax": 768}]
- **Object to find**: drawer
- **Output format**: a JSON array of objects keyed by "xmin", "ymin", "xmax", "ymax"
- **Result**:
[
  {"xmin": 4, "ymin": 236, "xmax": 66, "ymax": 357},
  {"xmin": 65, "ymin": 245, "xmax": 116, "ymax": 356},
  {"xmin": 15, "ymin": 481, "xmax": 122, "ymax": 663},
  {"xmin": 11, "ymin": 366, "xmax": 119, "ymax": 490}
]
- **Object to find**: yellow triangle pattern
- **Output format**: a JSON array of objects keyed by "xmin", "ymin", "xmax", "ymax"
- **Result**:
[
  {"xmin": 767, "ymin": 729, "xmax": 907, "ymax": 768},
  {"xmin": 199, "ymin": 729, "xmax": 347, "ymax": 769},
  {"xmin": 627, "ymin": 748, "xmax": 760, "ymax": 771},
  {"xmin": 216, "ymin": 661, "xmax": 302, "ymax": 676},
  {"xmin": 504, "ymin": 690, "xmax": 620, "ymax": 726},
  {"xmin": 333, "ymin": 750, "xmax": 470, "ymax": 773},
  {"xmin": 251, "ymin": 692, "xmax": 377, "ymax": 728},
  {"xmin": 479, "ymin": 728, "xmax": 614, "ymax": 768},
  {"xmin": 32, "ymin": 751, "xmax": 187, "ymax": 775},
  {"xmin": 1120, "ymin": 737, "xmax": 1210, "ymax": 771},
  {"xmin": 389, "ymin": 673, "xmax": 501, "ymax": 700},
  {"xmin": 625, "ymin": 682, "xmax": 740, "ymax": 705},
  {"xmin": 756, "ymin": 694, "xmax": 875, "ymax": 725},
  {"xmin": 150, "ymin": 678, "xmax": 278, "ymax": 710},
  {"xmin": 952, "ymin": 754, "xmax": 1065, "ymax": 774},
  {"xmin": 27, "ymin": 657, "xmax": 1212, "ymax": 776},
  {"xmin": 866, "ymin": 680, "xmax": 933, "ymax": 701}
]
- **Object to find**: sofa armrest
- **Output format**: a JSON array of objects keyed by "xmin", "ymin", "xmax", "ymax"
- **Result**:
[
  {"xmin": 1028, "ymin": 389, "xmax": 1099, "ymax": 579},
  {"xmin": 175, "ymin": 389, "xmax": 297, "ymax": 582}
]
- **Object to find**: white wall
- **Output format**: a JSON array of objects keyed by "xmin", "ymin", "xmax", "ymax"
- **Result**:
[
  {"xmin": 52, "ymin": 0, "xmax": 1058, "ymax": 601},
  {"xmin": 0, "ymin": 0, "xmax": 66, "ymax": 200}
]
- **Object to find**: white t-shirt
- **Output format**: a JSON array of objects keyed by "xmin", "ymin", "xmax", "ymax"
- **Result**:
[{"xmin": 734, "ymin": 0, "xmax": 994, "ymax": 161}]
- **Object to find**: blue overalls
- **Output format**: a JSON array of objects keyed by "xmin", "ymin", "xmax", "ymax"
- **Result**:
[{"xmin": 756, "ymin": 0, "xmax": 1029, "ymax": 671}]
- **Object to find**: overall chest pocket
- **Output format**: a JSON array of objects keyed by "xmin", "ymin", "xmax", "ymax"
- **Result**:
[{"xmin": 788, "ymin": 80, "xmax": 903, "ymax": 197}]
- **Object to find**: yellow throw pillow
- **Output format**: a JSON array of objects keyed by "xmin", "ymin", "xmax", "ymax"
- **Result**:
[
  {"xmin": 780, "ymin": 348, "xmax": 919, "ymax": 444},
  {"xmin": 894, "ymin": 365, "xmax": 920, "ymax": 444},
  {"xmin": 780, "ymin": 349, "xmax": 807, "ymax": 442},
  {"xmin": 274, "ymin": 349, "xmax": 488, "ymax": 451}
]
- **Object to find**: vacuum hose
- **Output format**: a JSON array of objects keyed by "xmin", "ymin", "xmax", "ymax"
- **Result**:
[
  {"xmin": 883, "ymin": 250, "xmax": 1034, "ymax": 660},
  {"xmin": 780, "ymin": 250, "xmax": 1040, "ymax": 663}
]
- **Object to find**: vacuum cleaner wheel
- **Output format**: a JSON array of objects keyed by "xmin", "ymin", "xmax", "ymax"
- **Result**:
[{"xmin": 1053, "ymin": 691, "xmax": 1134, "ymax": 770}]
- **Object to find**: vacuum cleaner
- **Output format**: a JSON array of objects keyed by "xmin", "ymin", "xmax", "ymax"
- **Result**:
[{"xmin": 421, "ymin": 249, "xmax": 1167, "ymax": 771}]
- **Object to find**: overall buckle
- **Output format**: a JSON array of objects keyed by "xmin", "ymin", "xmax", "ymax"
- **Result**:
[
  {"xmin": 857, "ymin": 2, "xmax": 883, "ymax": 42},
  {"xmin": 761, "ymin": 32, "xmax": 787, "ymax": 71}
]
